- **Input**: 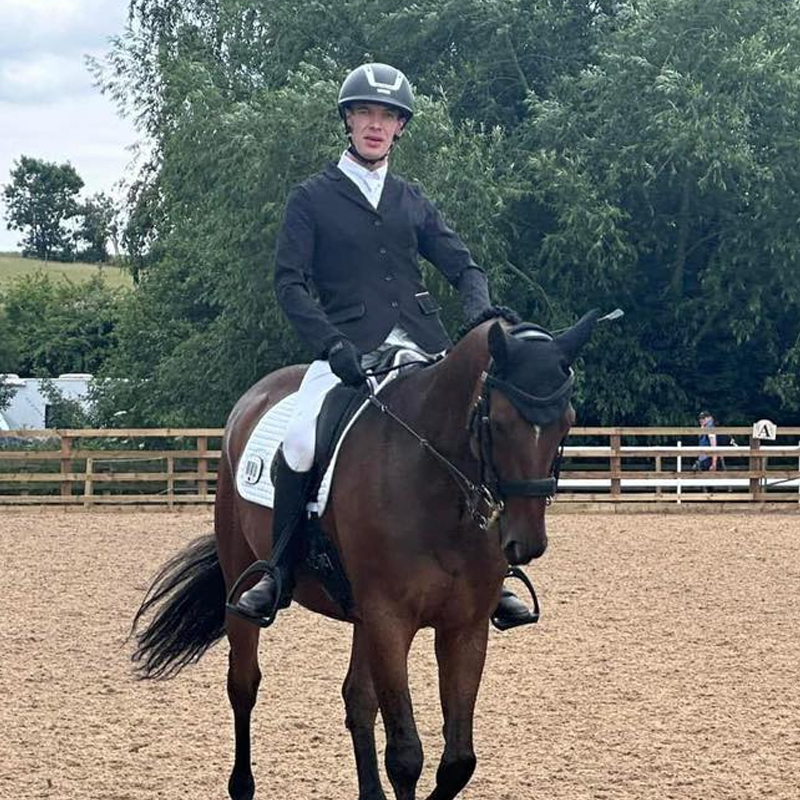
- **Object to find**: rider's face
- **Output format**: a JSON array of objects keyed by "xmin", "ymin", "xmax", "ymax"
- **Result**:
[{"xmin": 345, "ymin": 103, "xmax": 406, "ymax": 166}]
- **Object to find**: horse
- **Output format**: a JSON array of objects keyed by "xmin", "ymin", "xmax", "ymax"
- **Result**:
[{"xmin": 131, "ymin": 308, "xmax": 599, "ymax": 800}]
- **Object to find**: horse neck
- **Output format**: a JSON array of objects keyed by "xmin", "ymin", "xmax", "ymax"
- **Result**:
[{"xmin": 396, "ymin": 325, "xmax": 490, "ymax": 457}]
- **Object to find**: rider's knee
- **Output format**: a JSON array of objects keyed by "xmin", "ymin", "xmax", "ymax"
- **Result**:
[{"xmin": 282, "ymin": 426, "xmax": 314, "ymax": 472}]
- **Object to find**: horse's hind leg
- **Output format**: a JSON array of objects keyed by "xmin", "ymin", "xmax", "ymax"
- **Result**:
[
  {"xmin": 343, "ymin": 624, "xmax": 388, "ymax": 800},
  {"xmin": 424, "ymin": 622, "xmax": 489, "ymax": 800},
  {"xmin": 226, "ymin": 616, "xmax": 261, "ymax": 800},
  {"xmin": 365, "ymin": 618, "xmax": 423, "ymax": 800}
]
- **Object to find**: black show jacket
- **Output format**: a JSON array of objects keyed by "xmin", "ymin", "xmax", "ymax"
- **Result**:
[{"xmin": 274, "ymin": 163, "xmax": 489, "ymax": 357}]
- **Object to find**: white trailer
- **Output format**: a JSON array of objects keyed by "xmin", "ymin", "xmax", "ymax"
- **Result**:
[{"xmin": 0, "ymin": 373, "xmax": 93, "ymax": 430}]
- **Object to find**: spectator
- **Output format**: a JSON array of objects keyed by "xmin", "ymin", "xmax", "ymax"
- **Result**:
[{"xmin": 695, "ymin": 410, "xmax": 726, "ymax": 471}]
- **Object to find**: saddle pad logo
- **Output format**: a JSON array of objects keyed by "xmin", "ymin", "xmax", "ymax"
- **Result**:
[{"xmin": 243, "ymin": 456, "xmax": 264, "ymax": 484}]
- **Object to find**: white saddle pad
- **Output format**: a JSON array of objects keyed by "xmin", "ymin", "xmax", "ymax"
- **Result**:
[{"xmin": 235, "ymin": 350, "xmax": 423, "ymax": 516}]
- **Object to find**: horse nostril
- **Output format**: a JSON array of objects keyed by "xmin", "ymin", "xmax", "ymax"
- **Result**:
[
  {"xmin": 503, "ymin": 540, "xmax": 525, "ymax": 565},
  {"xmin": 503, "ymin": 536, "xmax": 547, "ymax": 565}
]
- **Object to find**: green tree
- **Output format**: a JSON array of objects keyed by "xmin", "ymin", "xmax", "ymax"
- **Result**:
[
  {"xmin": 0, "ymin": 307, "xmax": 20, "ymax": 412},
  {"xmin": 93, "ymin": 6, "xmax": 530, "ymax": 425},
  {"xmin": 75, "ymin": 192, "xmax": 118, "ymax": 263},
  {"xmin": 0, "ymin": 377, "xmax": 17, "ymax": 413},
  {"xmin": 36, "ymin": 377, "xmax": 94, "ymax": 428},
  {"xmin": 92, "ymin": 0, "xmax": 800, "ymax": 426},
  {"xmin": 513, "ymin": 0, "xmax": 800, "ymax": 423},
  {"xmin": 3, "ymin": 156, "xmax": 84, "ymax": 261},
  {"xmin": 2, "ymin": 273, "xmax": 124, "ymax": 376}
]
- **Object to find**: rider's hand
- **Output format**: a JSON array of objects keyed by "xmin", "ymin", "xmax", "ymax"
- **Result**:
[{"xmin": 327, "ymin": 338, "xmax": 367, "ymax": 387}]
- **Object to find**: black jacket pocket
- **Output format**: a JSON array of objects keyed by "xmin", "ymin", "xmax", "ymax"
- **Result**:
[
  {"xmin": 415, "ymin": 291, "xmax": 441, "ymax": 315},
  {"xmin": 327, "ymin": 302, "xmax": 367, "ymax": 324}
]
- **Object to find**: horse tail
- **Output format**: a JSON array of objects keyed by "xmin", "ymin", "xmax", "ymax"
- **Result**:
[{"xmin": 130, "ymin": 533, "xmax": 226, "ymax": 680}]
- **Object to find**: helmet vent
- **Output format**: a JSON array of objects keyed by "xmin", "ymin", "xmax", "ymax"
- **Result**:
[{"xmin": 364, "ymin": 64, "xmax": 404, "ymax": 92}]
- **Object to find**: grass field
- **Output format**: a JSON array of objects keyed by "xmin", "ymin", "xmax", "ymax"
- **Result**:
[{"xmin": 0, "ymin": 251, "xmax": 132, "ymax": 290}]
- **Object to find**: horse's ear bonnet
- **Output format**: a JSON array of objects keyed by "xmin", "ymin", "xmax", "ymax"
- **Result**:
[
  {"xmin": 486, "ymin": 311, "xmax": 600, "ymax": 427},
  {"xmin": 554, "ymin": 309, "xmax": 601, "ymax": 363}
]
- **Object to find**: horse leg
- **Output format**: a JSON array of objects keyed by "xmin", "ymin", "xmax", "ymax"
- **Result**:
[
  {"xmin": 226, "ymin": 615, "xmax": 262, "ymax": 800},
  {"xmin": 365, "ymin": 620, "xmax": 423, "ymax": 800},
  {"xmin": 424, "ymin": 623, "xmax": 489, "ymax": 800},
  {"xmin": 343, "ymin": 624, "xmax": 388, "ymax": 800}
]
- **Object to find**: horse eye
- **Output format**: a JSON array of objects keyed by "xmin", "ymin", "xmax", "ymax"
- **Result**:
[{"xmin": 492, "ymin": 417, "xmax": 511, "ymax": 436}]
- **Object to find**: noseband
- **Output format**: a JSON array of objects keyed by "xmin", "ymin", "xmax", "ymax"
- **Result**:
[{"xmin": 467, "ymin": 370, "xmax": 570, "ymax": 527}]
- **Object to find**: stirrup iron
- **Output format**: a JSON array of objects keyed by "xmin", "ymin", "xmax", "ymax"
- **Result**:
[
  {"xmin": 490, "ymin": 566, "xmax": 541, "ymax": 631},
  {"xmin": 225, "ymin": 560, "xmax": 284, "ymax": 629}
]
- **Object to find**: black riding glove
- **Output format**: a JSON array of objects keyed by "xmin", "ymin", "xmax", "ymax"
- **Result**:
[{"xmin": 327, "ymin": 338, "xmax": 367, "ymax": 387}]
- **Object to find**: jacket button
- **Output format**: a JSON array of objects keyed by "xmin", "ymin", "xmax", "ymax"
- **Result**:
[
  {"xmin": 379, "ymin": 247, "xmax": 387, "ymax": 255},
  {"xmin": 385, "ymin": 274, "xmax": 394, "ymax": 281},
  {"xmin": 390, "ymin": 300, "xmax": 399, "ymax": 308},
  {"xmin": 374, "ymin": 219, "xmax": 382, "ymax": 227}
]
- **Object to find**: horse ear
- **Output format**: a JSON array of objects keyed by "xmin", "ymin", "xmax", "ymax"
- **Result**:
[
  {"xmin": 555, "ymin": 309, "xmax": 601, "ymax": 364},
  {"xmin": 488, "ymin": 322, "xmax": 510, "ymax": 374}
]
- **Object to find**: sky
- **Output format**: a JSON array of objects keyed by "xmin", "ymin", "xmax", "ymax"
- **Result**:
[{"xmin": 0, "ymin": 0, "xmax": 139, "ymax": 251}]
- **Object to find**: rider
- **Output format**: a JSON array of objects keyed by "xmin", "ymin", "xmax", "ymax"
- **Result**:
[{"xmin": 231, "ymin": 62, "xmax": 535, "ymax": 629}]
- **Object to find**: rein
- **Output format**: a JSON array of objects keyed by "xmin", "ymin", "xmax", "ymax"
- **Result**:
[
  {"xmin": 365, "ymin": 359, "xmax": 568, "ymax": 530},
  {"xmin": 367, "ymin": 392, "xmax": 502, "ymax": 529}
]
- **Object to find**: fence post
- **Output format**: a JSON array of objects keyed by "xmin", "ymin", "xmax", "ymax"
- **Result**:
[
  {"xmin": 610, "ymin": 433, "xmax": 621, "ymax": 499},
  {"xmin": 60, "ymin": 434, "xmax": 73, "ymax": 499},
  {"xmin": 197, "ymin": 436, "xmax": 208, "ymax": 500},
  {"xmin": 655, "ymin": 454, "xmax": 662, "ymax": 499},
  {"xmin": 84, "ymin": 457, "xmax": 94, "ymax": 508},
  {"xmin": 749, "ymin": 435, "xmax": 762, "ymax": 501},
  {"xmin": 167, "ymin": 456, "xmax": 175, "ymax": 508}
]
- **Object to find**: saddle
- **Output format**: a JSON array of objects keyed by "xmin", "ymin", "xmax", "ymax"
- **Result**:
[{"xmin": 304, "ymin": 347, "xmax": 433, "ymax": 615}]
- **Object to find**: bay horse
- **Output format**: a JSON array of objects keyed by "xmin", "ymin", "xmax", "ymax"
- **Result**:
[{"xmin": 131, "ymin": 308, "xmax": 599, "ymax": 800}]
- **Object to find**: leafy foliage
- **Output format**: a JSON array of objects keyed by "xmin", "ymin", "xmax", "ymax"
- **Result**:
[
  {"xmin": 513, "ymin": 0, "xmax": 800, "ymax": 422},
  {"xmin": 78, "ymin": 0, "xmax": 800, "ymax": 425},
  {"xmin": 1, "ymin": 273, "xmax": 124, "ymax": 376},
  {"xmin": 0, "ymin": 376, "xmax": 16, "ymax": 413},
  {"xmin": 75, "ymin": 192, "xmax": 119, "ymax": 263},
  {"xmin": 37, "ymin": 377, "xmax": 94, "ymax": 428},
  {"xmin": 3, "ymin": 156, "xmax": 84, "ymax": 261}
]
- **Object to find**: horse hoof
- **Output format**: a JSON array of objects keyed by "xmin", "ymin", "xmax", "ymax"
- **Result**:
[{"xmin": 228, "ymin": 771, "xmax": 255, "ymax": 800}]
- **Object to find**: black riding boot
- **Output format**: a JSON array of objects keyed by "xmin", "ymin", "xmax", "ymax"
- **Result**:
[
  {"xmin": 231, "ymin": 451, "xmax": 313, "ymax": 624},
  {"xmin": 492, "ymin": 588, "xmax": 538, "ymax": 631}
]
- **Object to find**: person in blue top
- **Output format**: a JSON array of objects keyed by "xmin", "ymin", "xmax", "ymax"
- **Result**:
[{"xmin": 696, "ymin": 411, "xmax": 722, "ymax": 471}]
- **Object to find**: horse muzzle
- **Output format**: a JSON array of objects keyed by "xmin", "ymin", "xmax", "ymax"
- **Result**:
[{"xmin": 502, "ymin": 533, "xmax": 548, "ymax": 565}]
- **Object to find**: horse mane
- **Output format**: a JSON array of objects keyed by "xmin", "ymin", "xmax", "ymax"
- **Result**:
[{"xmin": 455, "ymin": 305, "xmax": 522, "ymax": 341}]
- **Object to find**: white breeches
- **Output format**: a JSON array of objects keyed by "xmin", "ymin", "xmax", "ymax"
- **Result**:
[
  {"xmin": 282, "ymin": 359, "xmax": 342, "ymax": 472},
  {"xmin": 282, "ymin": 330, "xmax": 441, "ymax": 472}
]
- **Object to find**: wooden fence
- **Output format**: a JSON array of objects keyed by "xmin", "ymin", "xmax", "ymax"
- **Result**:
[
  {"xmin": 1, "ymin": 426, "xmax": 799, "ymax": 509},
  {"xmin": 559, "ymin": 426, "xmax": 800, "ymax": 508},
  {"xmin": 0, "ymin": 428, "xmax": 221, "ymax": 507}
]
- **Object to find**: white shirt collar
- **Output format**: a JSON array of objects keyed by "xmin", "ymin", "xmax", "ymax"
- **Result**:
[{"xmin": 337, "ymin": 151, "xmax": 388, "ymax": 209}]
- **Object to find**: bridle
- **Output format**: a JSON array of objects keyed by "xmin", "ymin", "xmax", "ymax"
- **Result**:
[
  {"xmin": 367, "ymin": 328, "xmax": 573, "ymax": 530},
  {"xmin": 465, "ymin": 364, "xmax": 571, "ymax": 527}
]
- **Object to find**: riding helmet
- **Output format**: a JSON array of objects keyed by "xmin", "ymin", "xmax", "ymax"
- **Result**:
[{"xmin": 337, "ymin": 63, "xmax": 414, "ymax": 121}]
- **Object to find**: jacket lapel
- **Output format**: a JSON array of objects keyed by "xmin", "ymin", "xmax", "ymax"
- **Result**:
[
  {"xmin": 377, "ymin": 172, "xmax": 400, "ymax": 214},
  {"xmin": 324, "ymin": 162, "xmax": 379, "ymax": 217}
]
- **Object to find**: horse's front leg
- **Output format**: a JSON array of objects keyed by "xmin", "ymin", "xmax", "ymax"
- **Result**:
[
  {"xmin": 343, "ymin": 623, "xmax": 388, "ymax": 800},
  {"xmin": 424, "ymin": 621, "xmax": 489, "ymax": 800},
  {"xmin": 364, "ymin": 615, "xmax": 423, "ymax": 800},
  {"xmin": 225, "ymin": 615, "xmax": 262, "ymax": 800}
]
